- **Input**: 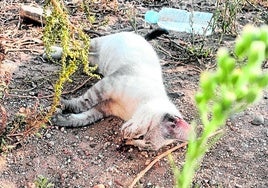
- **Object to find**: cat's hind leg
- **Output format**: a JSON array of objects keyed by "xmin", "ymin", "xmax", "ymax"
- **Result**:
[
  {"xmin": 52, "ymin": 101, "xmax": 113, "ymax": 127},
  {"xmin": 60, "ymin": 77, "xmax": 114, "ymax": 114}
]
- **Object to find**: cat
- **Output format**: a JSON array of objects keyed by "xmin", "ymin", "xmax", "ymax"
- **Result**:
[{"xmin": 50, "ymin": 29, "xmax": 191, "ymax": 150}]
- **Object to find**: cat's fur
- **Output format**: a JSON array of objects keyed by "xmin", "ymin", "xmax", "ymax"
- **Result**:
[{"xmin": 51, "ymin": 31, "xmax": 191, "ymax": 150}]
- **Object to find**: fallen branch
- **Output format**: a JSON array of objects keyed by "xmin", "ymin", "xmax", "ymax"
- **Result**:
[
  {"xmin": 38, "ymin": 77, "xmax": 94, "ymax": 98},
  {"xmin": 5, "ymin": 48, "xmax": 43, "ymax": 53},
  {"xmin": 129, "ymin": 128, "xmax": 225, "ymax": 187},
  {"xmin": 128, "ymin": 142, "xmax": 188, "ymax": 188}
]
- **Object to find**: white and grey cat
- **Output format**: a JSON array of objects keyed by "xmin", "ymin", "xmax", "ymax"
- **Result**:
[{"xmin": 50, "ymin": 29, "xmax": 191, "ymax": 150}]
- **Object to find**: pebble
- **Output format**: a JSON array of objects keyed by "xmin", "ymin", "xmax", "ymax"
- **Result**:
[
  {"xmin": 241, "ymin": 143, "xmax": 248, "ymax": 148},
  {"xmin": 103, "ymin": 142, "xmax": 111, "ymax": 149},
  {"xmin": 235, "ymin": 184, "xmax": 242, "ymax": 188},
  {"xmin": 29, "ymin": 91, "xmax": 35, "ymax": 96},
  {"xmin": 140, "ymin": 151, "xmax": 148, "ymax": 158},
  {"xmin": 93, "ymin": 184, "xmax": 105, "ymax": 188},
  {"xmin": 45, "ymin": 133, "xmax": 52, "ymax": 139},
  {"xmin": 264, "ymin": 118, "xmax": 268, "ymax": 127},
  {"xmin": 210, "ymin": 179, "xmax": 217, "ymax": 185},
  {"xmin": 226, "ymin": 146, "xmax": 235, "ymax": 153},
  {"xmin": 62, "ymin": 173, "xmax": 68, "ymax": 178},
  {"xmin": 48, "ymin": 141, "xmax": 55, "ymax": 146},
  {"xmin": 251, "ymin": 115, "xmax": 264, "ymax": 126},
  {"xmin": 98, "ymin": 154, "xmax": 104, "ymax": 159}
]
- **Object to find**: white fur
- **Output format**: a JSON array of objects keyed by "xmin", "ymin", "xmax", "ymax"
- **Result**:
[
  {"xmin": 88, "ymin": 32, "xmax": 184, "ymax": 140},
  {"xmin": 53, "ymin": 32, "xmax": 188, "ymax": 149}
]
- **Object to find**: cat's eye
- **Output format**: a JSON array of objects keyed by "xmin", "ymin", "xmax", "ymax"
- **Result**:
[{"xmin": 164, "ymin": 114, "xmax": 176, "ymax": 123}]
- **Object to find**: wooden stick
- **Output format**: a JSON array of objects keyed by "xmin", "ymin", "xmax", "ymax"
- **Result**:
[
  {"xmin": 128, "ymin": 142, "xmax": 188, "ymax": 188},
  {"xmin": 128, "ymin": 129, "xmax": 224, "ymax": 187}
]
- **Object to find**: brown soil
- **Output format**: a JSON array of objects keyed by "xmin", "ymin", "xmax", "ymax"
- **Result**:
[{"xmin": 0, "ymin": 0, "xmax": 267, "ymax": 188}]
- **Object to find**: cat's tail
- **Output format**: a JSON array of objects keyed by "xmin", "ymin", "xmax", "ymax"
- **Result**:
[{"xmin": 144, "ymin": 28, "xmax": 169, "ymax": 41}]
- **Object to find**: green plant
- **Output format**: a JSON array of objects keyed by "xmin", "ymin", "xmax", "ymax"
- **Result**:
[
  {"xmin": 34, "ymin": 175, "xmax": 54, "ymax": 188},
  {"xmin": 125, "ymin": 4, "xmax": 138, "ymax": 32},
  {"xmin": 44, "ymin": 0, "xmax": 99, "ymax": 117},
  {"xmin": 173, "ymin": 25, "xmax": 268, "ymax": 188},
  {"xmin": 214, "ymin": 0, "xmax": 244, "ymax": 34},
  {"xmin": 0, "ymin": 138, "xmax": 15, "ymax": 153},
  {"xmin": 81, "ymin": 0, "xmax": 95, "ymax": 22}
]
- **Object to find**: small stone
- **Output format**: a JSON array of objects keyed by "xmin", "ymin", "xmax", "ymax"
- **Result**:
[
  {"xmin": 103, "ymin": 142, "xmax": 111, "ymax": 149},
  {"xmin": 210, "ymin": 179, "xmax": 217, "ymax": 185},
  {"xmin": 62, "ymin": 173, "xmax": 68, "ymax": 178},
  {"xmin": 60, "ymin": 127, "xmax": 65, "ymax": 132},
  {"xmin": 235, "ymin": 184, "xmax": 242, "ymax": 188},
  {"xmin": 29, "ymin": 91, "xmax": 35, "ymax": 96},
  {"xmin": 93, "ymin": 184, "xmax": 105, "ymax": 188},
  {"xmin": 140, "ymin": 151, "xmax": 148, "ymax": 158},
  {"xmin": 241, "ymin": 143, "xmax": 248, "ymax": 148},
  {"xmin": 45, "ymin": 133, "xmax": 51, "ymax": 139},
  {"xmin": 264, "ymin": 118, "xmax": 268, "ymax": 127},
  {"xmin": 48, "ymin": 141, "xmax": 55, "ymax": 146},
  {"xmin": 98, "ymin": 154, "xmax": 104, "ymax": 159},
  {"xmin": 226, "ymin": 146, "xmax": 234, "ymax": 153},
  {"xmin": 251, "ymin": 115, "xmax": 264, "ymax": 125}
]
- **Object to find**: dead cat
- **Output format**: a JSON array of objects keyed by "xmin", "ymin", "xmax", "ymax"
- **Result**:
[{"xmin": 50, "ymin": 29, "xmax": 191, "ymax": 150}]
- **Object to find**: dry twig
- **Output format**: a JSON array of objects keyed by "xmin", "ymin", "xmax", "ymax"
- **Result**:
[
  {"xmin": 128, "ymin": 142, "xmax": 188, "ymax": 188},
  {"xmin": 6, "ymin": 77, "xmax": 94, "ymax": 99},
  {"xmin": 129, "ymin": 129, "xmax": 225, "ymax": 187}
]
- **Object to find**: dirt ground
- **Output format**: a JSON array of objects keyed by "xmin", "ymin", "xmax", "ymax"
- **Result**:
[{"xmin": 0, "ymin": 0, "xmax": 267, "ymax": 187}]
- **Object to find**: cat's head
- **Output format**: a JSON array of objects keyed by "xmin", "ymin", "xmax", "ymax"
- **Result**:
[{"xmin": 125, "ymin": 112, "xmax": 191, "ymax": 150}]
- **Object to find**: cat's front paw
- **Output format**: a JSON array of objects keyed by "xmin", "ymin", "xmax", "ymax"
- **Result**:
[{"xmin": 121, "ymin": 120, "xmax": 147, "ymax": 139}]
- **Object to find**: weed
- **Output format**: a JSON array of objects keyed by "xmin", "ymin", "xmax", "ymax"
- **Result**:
[
  {"xmin": 34, "ymin": 175, "xmax": 54, "ymax": 188},
  {"xmin": 125, "ymin": 4, "xmax": 138, "ymax": 32},
  {"xmin": 213, "ymin": 0, "xmax": 244, "ymax": 35},
  {"xmin": 173, "ymin": 25, "xmax": 268, "ymax": 188},
  {"xmin": 0, "ymin": 138, "xmax": 15, "ymax": 153}
]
